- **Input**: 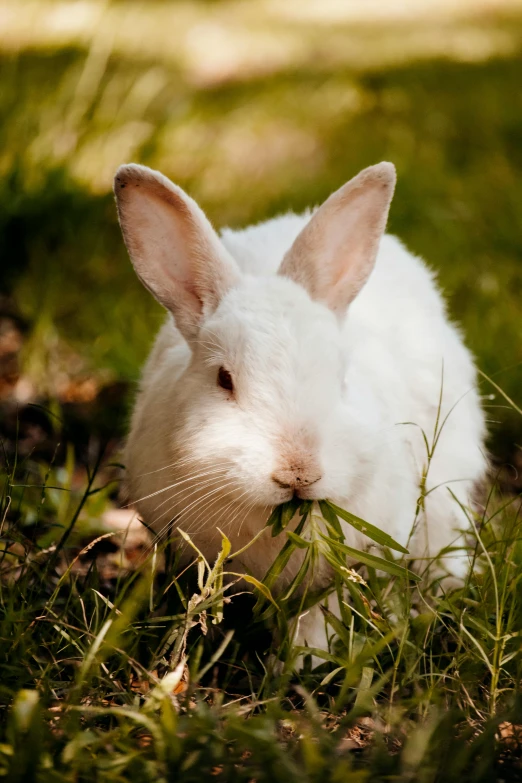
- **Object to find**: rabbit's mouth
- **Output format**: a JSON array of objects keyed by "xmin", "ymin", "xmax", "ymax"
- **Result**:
[
  {"xmin": 295, "ymin": 485, "xmax": 323, "ymax": 502},
  {"xmin": 271, "ymin": 485, "xmax": 323, "ymax": 506},
  {"xmin": 271, "ymin": 468, "xmax": 323, "ymax": 502}
]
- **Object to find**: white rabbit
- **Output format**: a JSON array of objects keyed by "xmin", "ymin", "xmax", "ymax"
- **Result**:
[{"xmin": 114, "ymin": 162, "xmax": 486, "ymax": 652}]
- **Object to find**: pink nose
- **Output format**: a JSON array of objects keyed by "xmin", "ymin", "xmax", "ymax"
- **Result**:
[{"xmin": 271, "ymin": 468, "xmax": 322, "ymax": 491}]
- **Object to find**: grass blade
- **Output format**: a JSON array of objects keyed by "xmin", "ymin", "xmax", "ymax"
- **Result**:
[
  {"xmin": 322, "ymin": 500, "xmax": 409, "ymax": 554},
  {"xmin": 320, "ymin": 534, "xmax": 420, "ymax": 581}
]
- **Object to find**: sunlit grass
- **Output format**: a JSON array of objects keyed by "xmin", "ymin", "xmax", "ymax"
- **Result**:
[
  {"xmin": 1, "ymin": 5, "xmax": 522, "ymax": 456},
  {"xmin": 3, "ymin": 0, "xmax": 522, "ymax": 81}
]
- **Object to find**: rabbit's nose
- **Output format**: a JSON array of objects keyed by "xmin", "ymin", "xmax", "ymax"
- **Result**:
[{"xmin": 272, "ymin": 467, "xmax": 322, "ymax": 490}]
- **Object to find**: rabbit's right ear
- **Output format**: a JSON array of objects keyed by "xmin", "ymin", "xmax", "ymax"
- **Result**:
[
  {"xmin": 279, "ymin": 162, "xmax": 396, "ymax": 317},
  {"xmin": 114, "ymin": 164, "xmax": 240, "ymax": 341}
]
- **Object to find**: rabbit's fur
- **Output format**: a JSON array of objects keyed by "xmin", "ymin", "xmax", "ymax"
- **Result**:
[{"xmin": 114, "ymin": 162, "xmax": 486, "ymax": 649}]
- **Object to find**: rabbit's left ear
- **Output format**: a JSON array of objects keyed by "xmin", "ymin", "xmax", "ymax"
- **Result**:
[
  {"xmin": 114, "ymin": 164, "xmax": 240, "ymax": 342},
  {"xmin": 279, "ymin": 162, "xmax": 396, "ymax": 316}
]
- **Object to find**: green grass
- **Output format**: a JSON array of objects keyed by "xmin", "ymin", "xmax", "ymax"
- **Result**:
[
  {"xmin": 1, "ymin": 23, "xmax": 522, "ymax": 456},
  {"xmin": 1, "ymin": 2, "xmax": 522, "ymax": 779},
  {"xmin": 1, "ymin": 421, "xmax": 522, "ymax": 781}
]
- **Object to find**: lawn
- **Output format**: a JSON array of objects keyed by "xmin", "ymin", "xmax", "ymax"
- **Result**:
[{"xmin": 1, "ymin": 1, "xmax": 522, "ymax": 780}]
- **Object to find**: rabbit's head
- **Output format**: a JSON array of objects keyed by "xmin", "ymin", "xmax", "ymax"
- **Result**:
[{"xmin": 114, "ymin": 163, "xmax": 395, "ymax": 519}]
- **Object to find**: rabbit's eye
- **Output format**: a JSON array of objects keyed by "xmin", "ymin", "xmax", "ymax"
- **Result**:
[{"xmin": 217, "ymin": 367, "xmax": 234, "ymax": 393}]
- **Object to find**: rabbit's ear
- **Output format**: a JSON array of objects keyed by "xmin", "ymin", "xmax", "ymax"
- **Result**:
[
  {"xmin": 114, "ymin": 164, "xmax": 240, "ymax": 341},
  {"xmin": 279, "ymin": 162, "xmax": 396, "ymax": 316}
]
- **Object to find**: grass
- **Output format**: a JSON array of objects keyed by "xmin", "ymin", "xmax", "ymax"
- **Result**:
[
  {"xmin": 1, "ymin": 397, "xmax": 522, "ymax": 781},
  {"xmin": 1, "ymin": 1, "xmax": 522, "ymax": 779},
  {"xmin": 1, "ymin": 5, "xmax": 522, "ymax": 459},
  {"xmin": 4, "ymin": 412, "xmax": 522, "ymax": 774}
]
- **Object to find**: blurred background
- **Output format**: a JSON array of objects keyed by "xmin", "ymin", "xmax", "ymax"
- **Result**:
[{"xmin": 1, "ymin": 0, "xmax": 522, "ymax": 488}]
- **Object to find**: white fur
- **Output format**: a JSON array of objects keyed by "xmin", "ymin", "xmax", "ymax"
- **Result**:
[{"xmin": 115, "ymin": 163, "xmax": 487, "ymax": 652}]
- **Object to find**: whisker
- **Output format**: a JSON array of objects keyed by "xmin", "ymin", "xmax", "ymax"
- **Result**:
[
  {"xmin": 126, "ymin": 467, "xmax": 229, "ymax": 507},
  {"xmin": 194, "ymin": 488, "xmax": 253, "ymax": 538},
  {"xmin": 151, "ymin": 479, "xmax": 239, "ymax": 546},
  {"xmin": 135, "ymin": 452, "xmax": 229, "ymax": 477},
  {"xmin": 179, "ymin": 480, "xmax": 240, "ymax": 535},
  {"xmin": 187, "ymin": 496, "xmax": 240, "ymax": 541},
  {"xmin": 224, "ymin": 497, "xmax": 255, "ymax": 539},
  {"xmin": 134, "ymin": 458, "xmax": 219, "ymax": 477},
  {"xmin": 149, "ymin": 472, "xmax": 231, "ymax": 518}
]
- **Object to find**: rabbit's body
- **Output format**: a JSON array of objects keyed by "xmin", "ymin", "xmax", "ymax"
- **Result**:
[
  {"xmin": 124, "ymin": 213, "xmax": 485, "ymax": 585},
  {"xmin": 115, "ymin": 161, "xmax": 486, "ymax": 650}
]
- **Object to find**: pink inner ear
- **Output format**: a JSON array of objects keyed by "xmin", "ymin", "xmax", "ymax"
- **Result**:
[
  {"xmin": 121, "ymin": 187, "xmax": 203, "ymax": 320},
  {"xmin": 115, "ymin": 164, "xmax": 241, "ymax": 340},
  {"xmin": 278, "ymin": 163, "xmax": 395, "ymax": 315}
]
